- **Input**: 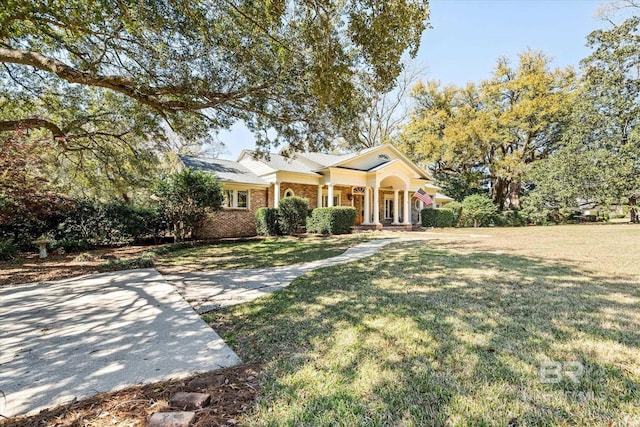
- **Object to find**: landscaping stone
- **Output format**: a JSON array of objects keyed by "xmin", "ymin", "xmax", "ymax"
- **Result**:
[
  {"xmin": 169, "ymin": 392, "xmax": 211, "ymax": 410},
  {"xmin": 148, "ymin": 411, "xmax": 195, "ymax": 427},
  {"xmin": 187, "ymin": 374, "xmax": 225, "ymax": 391}
]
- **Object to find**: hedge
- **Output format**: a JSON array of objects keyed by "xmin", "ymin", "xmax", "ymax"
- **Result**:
[
  {"xmin": 441, "ymin": 201, "xmax": 463, "ymax": 227},
  {"xmin": 255, "ymin": 207, "xmax": 281, "ymax": 236},
  {"xmin": 277, "ymin": 197, "xmax": 309, "ymax": 235},
  {"xmin": 307, "ymin": 207, "xmax": 356, "ymax": 235},
  {"xmin": 420, "ymin": 208, "xmax": 454, "ymax": 228},
  {"xmin": 0, "ymin": 198, "xmax": 168, "ymax": 253}
]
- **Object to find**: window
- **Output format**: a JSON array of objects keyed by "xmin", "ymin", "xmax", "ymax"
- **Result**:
[
  {"xmin": 223, "ymin": 190, "xmax": 234, "ymax": 208},
  {"xmin": 283, "ymin": 188, "xmax": 295, "ymax": 198},
  {"xmin": 237, "ymin": 190, "xmax": 248, "ymax": 208},
  {"xmin": 384, "ymin": 196, "xmax": 394, "ymax": 219},
  {"xmin": 322, "ymin": 195, "xmax": 340, "ymax": 207},
  {"xmin": 223, "ymin": 189, "xmax": 250, "ymax": 209}
]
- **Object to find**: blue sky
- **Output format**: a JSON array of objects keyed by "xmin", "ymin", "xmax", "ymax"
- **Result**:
[{"xmin": 217, "ymin": 0, "xmax": 606, "ymax": 159}]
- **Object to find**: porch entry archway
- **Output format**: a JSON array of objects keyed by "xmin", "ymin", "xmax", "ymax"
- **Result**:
[{"xmin": 379, "ymin": 176, "xmax": 411, "ymax": 225}]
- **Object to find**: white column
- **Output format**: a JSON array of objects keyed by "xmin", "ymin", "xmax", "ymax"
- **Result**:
[
  {"xmin": 393, "ymin": 190, "xmax": 400, "ymax": 224},
  {"xmin": 317, "ymin": 185, "xmax": 323, "ymax": 208},
  {"xmin": 363, "ymin": 187, "xmax": 371, "ymax": 224},
  {"xmin": 373, "ymin": 184, "xmax": 380, "ymax": 224},
  {"xmin": 274, "ymin": 182, "xmax": 280, "ymax": 208},
  {"xmin": 418, "ymin": 200, "xmax": 424, "ymax": 224},
  {"xmin": 432, "ymin": 197, "xmax": 436, "ymax": 209},
  {"xmin": 327, "ymin": 184, "xmax": 334, "ymax": 207},
  {"xmin": 403, "ymin": 189, "xmax": 411, "ymax": 225}
]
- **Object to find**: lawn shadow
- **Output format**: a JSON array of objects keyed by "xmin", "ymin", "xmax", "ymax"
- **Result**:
[{"xmin": 209, "ymin": 241, "xmax": 640, "ymax": 425}]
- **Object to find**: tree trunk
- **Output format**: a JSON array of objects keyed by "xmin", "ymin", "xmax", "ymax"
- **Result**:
[
  {"xmin": 173, "ymin": 222, "xmax": 183, "ymax": 242},
  {"xmin": 491, "ymin": 177, "xmax": 508, "ymax": 212},
  {"xmin": 507, "ymin": 181, "xmax": 521, "ymax": 210}
]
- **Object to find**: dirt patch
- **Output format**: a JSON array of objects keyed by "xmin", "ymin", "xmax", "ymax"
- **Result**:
[
  {"xmin": 1, "ymin": 363, "xmax": 260, "ymax": 427},
  {"xmin": 0, "ymin": 245, "xmax": 165, "ymax": 287}
]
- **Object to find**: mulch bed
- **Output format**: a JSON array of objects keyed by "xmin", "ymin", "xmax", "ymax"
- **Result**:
[
  {"xmin": 0, "ymin": 245, "xmax": 160, "ymax": 288},
  {"xmin": 1, "ymin": 363, "xmax": 261, "ymax": 427}
]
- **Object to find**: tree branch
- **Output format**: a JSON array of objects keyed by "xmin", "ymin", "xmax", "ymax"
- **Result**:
[
  {"xmin": 0, "ymin": 118, "xmax": 64, "ymax": 137},
  {"xmin": 0, "ymin": 47, "xmax": 254, "ymax": 114}
]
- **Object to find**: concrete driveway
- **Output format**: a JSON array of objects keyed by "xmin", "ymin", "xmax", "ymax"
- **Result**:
[{"xmin": 0, "ymin": 269, "xmax": 240, "ymax": 418}]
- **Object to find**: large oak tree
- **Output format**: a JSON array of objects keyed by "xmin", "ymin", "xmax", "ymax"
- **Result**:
[
  {"xmin": 400, "ymin": 50, "xmax": 576, "ymax": 210},
  {"xmin": 1, "ymin": 0, "xmax": 429, "ymax": 196}
]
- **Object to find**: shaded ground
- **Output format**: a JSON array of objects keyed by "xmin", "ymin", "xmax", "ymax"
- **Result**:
[
  {"xmin": 1, "ymin": 234, "xmax": 371, "ymax": 287},
  {"xmin": 0, "ymin": 245, "xmax": 155, "ymax": 287},
  {"xmin": 154, "ymin": 234, "xmax": 372, "ymax": 273},
  {"xmin": 0, "ymin": 363, "xmax": 260, "ymax": 427},
  {"xmin": 4, "ymin": 225, "xmax": 639, "ymax": 426},
  {"xmin": 0, "ymin": 269, "xmax": 240, "ymax": 418},
  {"xmin": 205, "ymin": 225, "xmax": 640, "ymax": 425}
]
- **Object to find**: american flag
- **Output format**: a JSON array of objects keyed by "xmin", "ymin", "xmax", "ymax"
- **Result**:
[{"xmin": 413, "ymin": 188, "xmax": 434, "ymax": 205}]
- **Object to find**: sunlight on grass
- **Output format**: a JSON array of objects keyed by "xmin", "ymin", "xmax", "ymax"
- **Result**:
[
  {"xmin": 206, "ymin": 225, "xmax": 640, "ymax": 425},
  {"xmin": 155, "ymin": 234, "xmax": 370, "ymax": 272}
]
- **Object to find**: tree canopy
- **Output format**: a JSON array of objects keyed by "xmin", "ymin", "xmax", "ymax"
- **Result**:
[
  {"xmin": 399, "ymin": 50, "xmax": 576, "ymax": 210},
  {"xmin": 1, "ymin": 0, "xmax": 429, "ymax": 198},
  {"xmin": 525, "ymin": 15, "xmax": 640, "ymax": 211},
  {"xmin": 1, "ymin": 0, "xmax": 429, "ymax": 151}
]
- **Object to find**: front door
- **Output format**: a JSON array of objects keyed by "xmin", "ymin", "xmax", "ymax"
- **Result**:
[{"xmin": 354, "ymin": 194, "xmax": 364, "ymax": 225}]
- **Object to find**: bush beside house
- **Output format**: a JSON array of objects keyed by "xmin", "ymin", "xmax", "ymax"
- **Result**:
[
  {"xmin": 255, "ymin": 208, "xmax": 281, "ymax": 236},
  {"xmin": 277, "ymin": 197, "xmax": 309, "ymax": 235},
  {"xmin": 307, "ymin": 207, "xmax": 356, "ymax": 235},
  {"xmin": 441, "ymin": 201, "xmax": 463, "ymax": 226},
  {"xmin": 0, "ymin": 198, "xmax": 168, "ymax": 259},
  {"xmin": 420, "ymin": 208, "xmax": 454, "ymax": 228}
]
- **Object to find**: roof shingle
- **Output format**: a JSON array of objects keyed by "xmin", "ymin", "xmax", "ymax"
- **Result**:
[{"xmin": 178, "ymin": 155, "xmax": 268, "ymax": 186}]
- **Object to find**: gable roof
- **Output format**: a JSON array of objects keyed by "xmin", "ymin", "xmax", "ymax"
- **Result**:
[
  {"xmin": 178, "ymin": 154, "xmax": 268, "ymax": 186},
  {"xmin": 238, "ymin": 144, "xmax": 431, "ymax": 180},
  {"xmin": 329, "ymin": 144, "xmax": 431, "ymax": 179}
]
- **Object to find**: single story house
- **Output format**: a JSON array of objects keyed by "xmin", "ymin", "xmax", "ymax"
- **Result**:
[{"xmin": 175, "ymin": 144, "xmax": 453, "ymax": 238}]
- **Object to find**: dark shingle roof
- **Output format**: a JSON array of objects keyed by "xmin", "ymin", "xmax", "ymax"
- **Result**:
[
  {"xmin": 241, "ymin": 151, "xmax": 321, "ymax": 175},
  {"xmin": 178, "ymin": 155, "xmax": 268, "ymax": 186}
]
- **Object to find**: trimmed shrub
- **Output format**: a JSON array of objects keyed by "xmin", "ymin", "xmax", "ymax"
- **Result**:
[
  {"xmin": 255, "ymin": 207, "xmax": 281, "ymax": 236},
  {"xmin": 54, "ymin": 199, "xmax": 165, "ymax": 247},
  {"xmin": 421, "ymin": 208, "xmax": 454, "ymax": 228},
  {"xmin": 462, "ymin": 194, "xmax": 497, "ymax": 227},
  {"xmin": 277, "ymin": 197, "xmax": 309, "ymax": 235},
  {"xmin": 441, "ymin": 201, "xmax": 463, "ymax": 227},
  {"xmin": 307, "ymin": 207, "xmax": 356, "ymax": 235},
  {"xmin": 0, "ymin": 239, "xmax": 17, "ymax": 260}
]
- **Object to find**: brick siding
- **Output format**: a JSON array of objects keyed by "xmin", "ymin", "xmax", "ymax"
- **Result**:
[{"xmin": 194, "ymin": 188, "xmax": 267, "ymax": 239}]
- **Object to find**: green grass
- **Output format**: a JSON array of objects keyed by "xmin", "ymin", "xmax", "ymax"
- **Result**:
[
  {"xmin": 206, "ymin": 224, "xmax": 640, "ymax": 426},
  {"xmin": 155, "ymin": 234, "xmax": 371, "ymax": 272}
]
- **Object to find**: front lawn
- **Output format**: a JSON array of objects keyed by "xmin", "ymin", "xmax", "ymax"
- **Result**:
[
  {"xmin": 155, "ymin": 234, "xmax": 371, "ymax": 272},
  {"xmin": 207, "ymin": 224, "xmax": 640, "ymax": 425},
  {"xmin": 0, "ymin": 234, "xmax": 371, "ymax": 286}
]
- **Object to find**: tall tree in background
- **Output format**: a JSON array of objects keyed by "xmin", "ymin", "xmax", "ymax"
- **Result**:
[
  {"xmin": 526, "ymin": 13, "xmax": 640, "ymax": 211},
  {"xmin": 352, "ymin": 63, "xmax": 425, "ymax": 149},
  {"xmin": 400, "ymin": 50, "xmax": 576, "ymax": 209},
  {"xmin": 1, "ymin": 1, "xmax": 429, "ymax": 175}
]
